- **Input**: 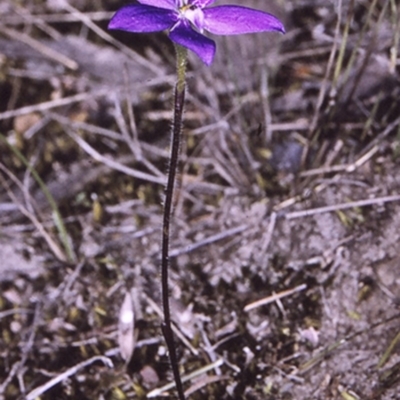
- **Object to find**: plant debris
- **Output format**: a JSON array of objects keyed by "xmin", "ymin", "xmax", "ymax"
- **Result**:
[{"xmin": 1, "ymin": 0, "xmax": 400, "ymax": 399}]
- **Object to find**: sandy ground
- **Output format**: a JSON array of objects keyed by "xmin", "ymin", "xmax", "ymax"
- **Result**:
[{"xmin": 1, "ymin": 0, "xmax": 400, "ymax": 399}]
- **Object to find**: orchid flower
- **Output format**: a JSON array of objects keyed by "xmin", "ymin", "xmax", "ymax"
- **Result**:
[
  {"xmin": 108, "ymin": 0, "xmax": 285, "ymax": 65},
  {"xmin": 109, "ymin": 3, "xmax": 284, "ymax": 399}
]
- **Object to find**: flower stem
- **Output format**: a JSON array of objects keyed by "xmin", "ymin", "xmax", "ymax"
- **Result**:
[{"xmin": 161, "ymin": 44, "xmax": 187, "ymax": 400}]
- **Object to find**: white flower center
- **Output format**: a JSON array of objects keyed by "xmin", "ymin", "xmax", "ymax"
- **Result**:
[{"xmin": 179, "ymin": 3, "xmax": 205, "ymax": 32}]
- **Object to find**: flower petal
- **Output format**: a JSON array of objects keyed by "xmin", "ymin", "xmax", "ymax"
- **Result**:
[
  {"xmin": 191, "ymin": 0, "xmax": 216, "ymax": 7},
  {"xmin": 138, "ymin": 0, "xmax": 177, "ymax": 10},
  {"xmin": 169, "ymin": 21, "xmax": 216, "ymax": 65},
  {"xmin": 108, "ymin": 5, "xmax": 177, "ymax": 33},
  {"xmin": 203, "ymin": 6, "xmax": 285, "ymax": 35}
]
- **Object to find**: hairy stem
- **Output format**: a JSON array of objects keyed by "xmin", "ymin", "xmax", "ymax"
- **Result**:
[{"xmin": 161, "ymin": 45, "xmax": 187, "ymax": 400}]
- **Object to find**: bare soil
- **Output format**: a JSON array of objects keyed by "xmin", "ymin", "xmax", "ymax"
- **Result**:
[{"xmin": 1, "ymin": 1, "xmax": 400, "ymax": 399}]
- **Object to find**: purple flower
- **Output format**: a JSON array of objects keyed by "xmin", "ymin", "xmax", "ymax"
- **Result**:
[{"xmin": 108, "ymin": 0, "xmax": 285, "ymax": 65}]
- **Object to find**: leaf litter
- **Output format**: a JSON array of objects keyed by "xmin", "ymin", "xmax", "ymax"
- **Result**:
[{"xmin": 0, "ymin": 0, "xmax": 400, "ymax": 399}]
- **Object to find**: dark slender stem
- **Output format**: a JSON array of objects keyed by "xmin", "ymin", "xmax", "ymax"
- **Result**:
[{"xmin": 161, "ymin": 47, "xmax": 186, "ymax": 400}]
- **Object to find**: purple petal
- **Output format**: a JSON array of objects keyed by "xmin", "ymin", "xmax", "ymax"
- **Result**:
[
  {"xmin": 169, "ymin": 21, "xmax": 216, "ymax": 65},
  {"xmin": 138, "ymin": 0, "xmax": 177, "ymax": 10},
  {"xmin": 108, "ymin": 5, "xmax": 177, "ymax": 33},
  {"xmin": 191, "ymin": 0, "xmax": 216, "ymax": 7},
  {"xmin": 203, "ymin": 6, "xmax": 285, "ymax": 35}
]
